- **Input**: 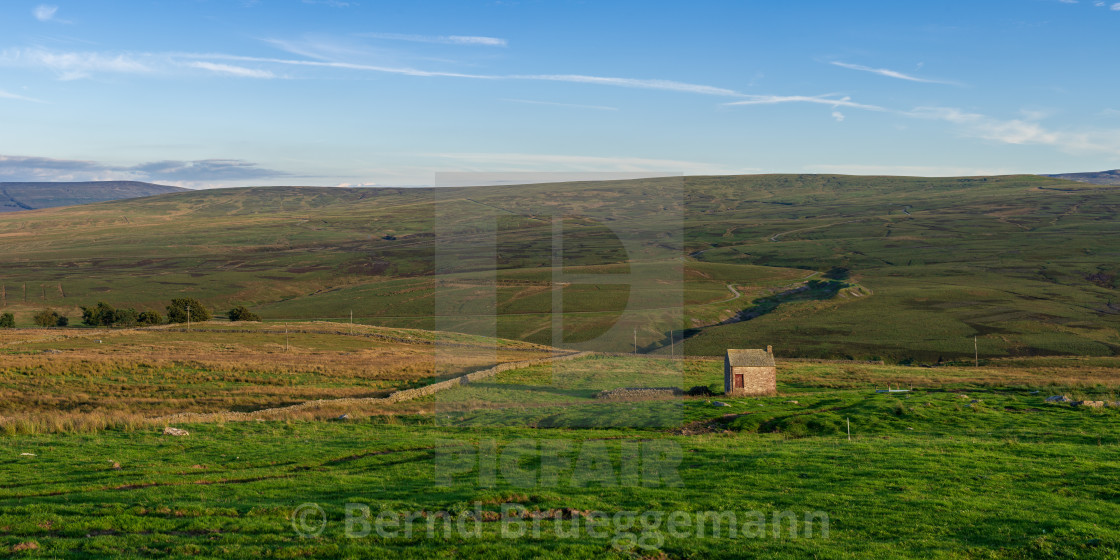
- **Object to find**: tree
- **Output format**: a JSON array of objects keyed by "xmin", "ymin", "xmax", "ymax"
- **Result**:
[
  {"xmin": 166, "ymin": 298, "xmax": 210, "ymax": 324},
  {"xmin": 33, "ymin": 309, "xmax": 66, "ymax": 328},
  {"xmin": 137, "ymin": 310, "xmax": 163, "ymax": 326},
  {"xmin": 227, "ymin": 305, "xmax": 262, "ymax": 322},
  {"xmin": 81, "ymin": 301, "xmax": 117, "ymax": 327},
  {"xmin": 114, "ymin": 308, "xmax": 139, "ymax": 328},
  {"xmin": 0, "ymin": 313, "xmax": 14, "ymax": 328}
]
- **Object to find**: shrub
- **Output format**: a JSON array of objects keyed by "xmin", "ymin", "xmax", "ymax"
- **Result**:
[
  {"xmin": 81, "ymin": 302, "xmax": 152, "ymax": 327},
  {"xmin": 33, "ymin": 309, "xmax": 67, "ymax": 328},
  {"xmin": 81, "ymin": 302, "xmax": 118, "ymax": 327},
  {"xmin": 0, "ymin": 312, "xmax": 13, "ymax": 328},
  {"xmin": 166, "ymin": 298, "xmax": 211, "ymax": 324},
  {"xmin": 114, "ymin": 308, "xmax": 139, "ymax": 328},
  {"xmin": 227, "ymin": 306, "xmax": 262, "ymax": 322},
  {"xmin": 686, "ymin": 385, "xmax": 715, "ymax": 397},
  {"xmin": 137, "ymin": 310, "xmax": 163, "ymax": 326}
]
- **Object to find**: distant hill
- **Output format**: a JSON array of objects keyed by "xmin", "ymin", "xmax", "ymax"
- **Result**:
[
  {"xmin": 0, "ymin": 181, "xmax": 187, "ymax": 212},
  {"xmin": 1044, "ymin": 170, "xmax": 1120, "ymax": 186},
  {"xmin": 2, "ymin": 173, "xmax": 1119, "ymax": 361}
]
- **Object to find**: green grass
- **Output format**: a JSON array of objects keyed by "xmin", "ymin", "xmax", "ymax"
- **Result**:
[
  {"xmin": 3, "ymin": 390, "xmax": 1120, "ymax": 558},
  {"xmin": 3, "ymin": 335, "xmax": 1120, "ymax": 558}
]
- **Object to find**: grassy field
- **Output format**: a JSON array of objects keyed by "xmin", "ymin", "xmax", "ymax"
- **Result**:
[
  {"xmin": 0, "ymin": 323, "xmax": 557, "ymax": 432},
  {"xmin": 2, "ymin": 333, "xmax": 1120, "ymax": 558},
  {"xmin": 0, "ymin": 174, "xmax": 1117, "ymax": 359}
]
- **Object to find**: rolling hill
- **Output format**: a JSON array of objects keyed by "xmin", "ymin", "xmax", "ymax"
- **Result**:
[
  {"xmin": 0, "ymin": 174, "xmax": 1117, "ymax": 361},
  {"xmin": 1044, "ymin": 169, "xmax": 1120, "ymax": 186},
  {"xmin": 0, "ymin": 181, "xmax": 186, "ymax": 212}
]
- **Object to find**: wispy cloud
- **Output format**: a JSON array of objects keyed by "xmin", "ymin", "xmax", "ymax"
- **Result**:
[
  {"xmin": 0, "ymin": 48, "xmax": 151, "ymax": 80},
  {"xmin": 724, "ymin": 94, "xmax": 886, "ymax": 111},
  {"xmin": 513, "ymin": 74, "xmax": 741, "ymax": 96},
  {"xmin": 33, "ymin": 4, "xmax": 58, "ymax": 22},
  {"xmin": 728, "ymin": 91, "xmax": 1120, "ymax": 157},
  {"xmin": 186, "ymin": 61, "xmax": 276, "ymax": 79},
  {"xmin": 201, "ymin": 53, "xmax": 494, "ymax": 78},
  {"xmin": 830, "ymin": 61, "xmax": 961, "ymax": 85},
  {"xmin": 503, "ymin": 98, "xmax": 618, "ymax": 111},
  {"xmin": 130, "ymin": 159, "xmax": 290, "ymax": 181},
  {"xmin": 0, "ymin": 88, "xmax": 47, "ymax": 103},
  {"xmin": 0, "ymin": 155, "xmax": 289, "ymax": 184},
  {"xmin": 3, "ymin": 39, "xmax": 746, "ymax": 98},
  {"xmin": 193, "ymin": 53, "xmax": 745, "ymax": 96},
  {"xmin": 904, "ymin": 106, "xmax": 1120, "ymax": 156},
  {"xmin": 251, "ymin": 37, "xmax": 743, "ymax": 95},
  {"xmin": 0, "ymin": 154, "xmax": 138, "ymax": 182},
  {"xmin": 362, "ymin": 32, "xmax": 508, "ymax": 47}
]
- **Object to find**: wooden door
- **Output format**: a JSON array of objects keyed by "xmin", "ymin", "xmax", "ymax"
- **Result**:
[{"xmin": 733, "ymin": 374, "xmax": 744, "ymax": 389}]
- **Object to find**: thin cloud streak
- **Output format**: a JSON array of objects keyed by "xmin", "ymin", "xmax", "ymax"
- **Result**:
[
  {"xmin": 194, "ymin": 53, "xmax": 745, "ymax": 96},
  {"xmin": 3, "ymin": 42, "xmax": 747, "ymax": 97},
  {"xmin": 197, "ymin": 53, "xmax": 496, "ymax": 79},
  {"xmin": 510, "ymin": 74, "xmax": 742, "ymax": 96},
  {"xmin": 0, "ymin": 88, "xmax": 47, "ymax": 103},
  {"xmin": 831, "ymin": 61, "xmax": 962, "ymax": 86},
  {"xmin": 503, "ymin": 98, "xmax": 618, "ymax": 111},
  {"xmin": 362, "ymin": 32, "xmax": 508, "ymax": 47},
  {"xmin": 724, "ymin": 94, "xmax": 887, "ymax": 111},
  {"xmin": 186, "ymin": 61, "xmax": 277, "ymax": 79}
]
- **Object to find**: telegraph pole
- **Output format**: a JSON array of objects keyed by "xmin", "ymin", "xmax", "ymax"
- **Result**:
[
  {"xmin": 186, "ymin": 306, "xmax": 191, "ymax": 332},
  {"xmin": 633, "ymin": 328, "xmax": 637, "ymax": 355},
  {"xmin": 974, "ymin": 336, "xmax": 979, "ymax": 367},
  {"xmin": 350, "ymin": 310, "xmax": 353, "ymax": 335}
]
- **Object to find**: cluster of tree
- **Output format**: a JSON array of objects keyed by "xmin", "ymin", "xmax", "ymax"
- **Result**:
[
  {"xmin": 166, "ymin": 298, "xmax": 211, "ymax": 324},
  {"xmin": 80, "ymin": 298, "xmax": 221, "ymax": 327},
  {"xmin": 227, "ymin": 305, "xmax": 261, "ymax": 322},
  {"xmin": 2, "ymin": 299, "xmax": 261, "ymax": 330},
  {"xmin": 33, "ymin": 309, "xmax": 68, "ymax": 327},
  {"xmin": 81, "ymin": 302, "xmax": 163, "ymax": 327}
]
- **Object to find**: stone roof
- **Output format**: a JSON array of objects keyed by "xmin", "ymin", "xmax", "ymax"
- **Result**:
[{"xmin": 726, "ymin": 349, "xmax": 775, "ymax": 368}]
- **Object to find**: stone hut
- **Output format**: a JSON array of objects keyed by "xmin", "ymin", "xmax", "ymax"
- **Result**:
[{"xmin": 724, "ymin": 346, "xmax": 777, "ymax": 396}]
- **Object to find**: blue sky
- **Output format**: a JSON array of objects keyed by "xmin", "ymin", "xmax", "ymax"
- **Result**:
[{"xmin": 1, "ymin": 0, "xmax": 1118, "ymax": 188}]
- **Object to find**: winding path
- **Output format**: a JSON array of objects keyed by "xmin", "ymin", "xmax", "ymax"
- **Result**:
[{"xmin": 769, "ymin": 219, "xmax": 864, "ymax": 242}]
